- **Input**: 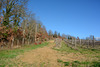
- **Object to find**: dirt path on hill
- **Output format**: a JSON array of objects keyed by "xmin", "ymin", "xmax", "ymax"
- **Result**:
[
  {"xmin": 14, "ymin": 40, "xmax": 88, "ymax": 67},
  {"xmin": 17, "ymin": 40, "xmax": 64, "ymax": 67}
]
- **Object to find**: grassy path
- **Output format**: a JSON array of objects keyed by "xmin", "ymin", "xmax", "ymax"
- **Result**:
[
  {"xmin": 17, "ymin": 40, "xmax": 61, "ymax": 67},
  {"xmin": 0, "ymin": 41, "xmax": 49, "ymax": 67},
  {"xmin": 0, "ymin": 40, "xmax": 100, "ymax": 67}
]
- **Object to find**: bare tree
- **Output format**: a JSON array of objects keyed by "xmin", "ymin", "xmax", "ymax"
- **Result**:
[
  {"xmin": 48, "ymin": 30, "xmax": 53, "ymax": 40},
  {"xmin": 54, "ymin": 31, "xmax": 58, "ymax": 38}
]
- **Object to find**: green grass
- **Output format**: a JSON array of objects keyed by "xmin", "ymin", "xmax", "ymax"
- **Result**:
[
  {"xmin": 53, "ymin": 41, "xmax": 79, "ymax": 53},
  {"xmin": 57, "ymin": 59, "xmax": 70, "ymax": 66},
  {"xmin": 71, "ymin": 61, "xmax": 100, "ymax": 67},
  {"xmin": 54, "ymin": 41, "xmax": 100, "ymax": 57},
  {"xmin": 73, "ymin": 61, "xmax": 81, "ymax": 64},
  {"xmin": 0, "ymin": 42, "xmax": 49, "ymax": 66},
  {"xmin": 54, "ymin": 41, "xmax": 100, "ymax": 67},
  {"xmin": 56, "ymin": 41, "xmax": 99, "ymax": 53},
  {"xmin": 57, "ymin": 59, "xmax": 100, "ymax": 67},
  {"xmin": 40, "ymin": 62, "xmax": 45, "ymax": 67},
  {"xmin": 57, "ymin": 59, "xmax": 63, "ymax": 63},
  {"xmin": 91, "ymin": 61, "xmax": 100, "ymax": 67},
  {"xmin": 63, "ymin": 62, "xmax": 70, "ymax": 66},
  {"xmin": 81, "ymin": 61, "xmax": 90, "ymax": 65}
]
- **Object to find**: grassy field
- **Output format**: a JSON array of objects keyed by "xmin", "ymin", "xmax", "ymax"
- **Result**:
[
  {"xmin": 53, "ymin": 41, "xmax": 100, "ymax": 67},
  {"xmin": 0, "ymin": 42, "xmax": 49, "ymax": 67},
  {"xmin": 0, "ymin": 41, "xmax": 100, "ymax": 67}
]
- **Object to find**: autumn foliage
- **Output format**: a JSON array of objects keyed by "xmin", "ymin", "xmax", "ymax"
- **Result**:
[{"xmin": 0, "ymin": 0, "xmax": 63, "ymax": 49}]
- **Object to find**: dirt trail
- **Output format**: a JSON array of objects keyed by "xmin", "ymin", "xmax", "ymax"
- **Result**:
[
  {"xmin": 15, "ymin": 40, "xmax": 87, "ymax": 67},
  {"xmin": 17, "ymin": 40, "xmax": 62, "ymax": 67}
]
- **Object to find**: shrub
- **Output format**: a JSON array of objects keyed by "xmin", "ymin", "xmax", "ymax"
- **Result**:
[
  {"xmin": 34, "ymin": 42, "xmax": 37, "ymax": 45},
  {"xmin": 39, "ymin": 42, "xmax": 41, "ymax": 44}
]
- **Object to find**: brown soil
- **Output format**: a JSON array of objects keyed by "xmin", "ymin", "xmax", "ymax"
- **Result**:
[{"xmin": 13, "ymin": 40, "xmax": 93, "ymax": 67}]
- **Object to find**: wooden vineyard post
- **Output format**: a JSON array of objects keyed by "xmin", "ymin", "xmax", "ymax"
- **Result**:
[
  {"xmin": 72, "ymin": 37, "xmax": 74, "ymax": 45},
  {"xmin": 75, "ymin": 38, "xmax": 76, "ymax": 48},
  {"xmin": 93, "ymin": 36, "xmax": 95, "ymax": 48},
  {"xmin": 87, "ymin": 40, "xmax": 89, "ymax": 48},
  {"xmin": 80, "ymin": 39, "xmax": 81, "ymax": 47},
  {"xmin": 71, "ymin": 38, "xmax": 73, "ymax": 44}
]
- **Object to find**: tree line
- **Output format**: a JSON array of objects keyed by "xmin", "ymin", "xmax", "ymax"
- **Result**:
[
  {"xmin": 0, "ymin": 0, "xmax": 63, "ymax": 48},
  {"xmin": 0, "ymin": 0, "xmax": 96, "ymax": 49}
]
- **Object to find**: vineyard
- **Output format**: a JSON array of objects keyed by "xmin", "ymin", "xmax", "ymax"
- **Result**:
[
  {"xmin": 0, "ymin": 0, "xmax": 100, "ymax": 67},
  {"xmin": 64, "ymin": 39, "xmax": 100, "ymax": 50}
]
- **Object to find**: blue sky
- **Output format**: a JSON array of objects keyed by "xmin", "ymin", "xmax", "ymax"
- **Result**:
[{"xmin": 28, "ymin": 0, "xmax": 100, "ymax": 39}]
